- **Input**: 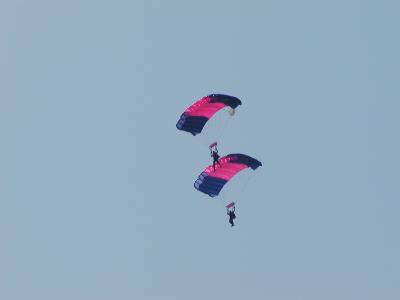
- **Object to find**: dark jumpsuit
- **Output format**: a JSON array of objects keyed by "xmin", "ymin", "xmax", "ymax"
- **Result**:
[
  {"xmin": 228, "ymin": 210, "xmax": 236, "ymax": 227},
  {"xmin": 212, "ymin": 150, "xmax": 221, "ymax": 171}
]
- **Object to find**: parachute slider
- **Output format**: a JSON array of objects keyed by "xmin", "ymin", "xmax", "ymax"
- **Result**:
[{"xmin": 227, "ymin": 107, "xmax": 235, "ymax": 116}]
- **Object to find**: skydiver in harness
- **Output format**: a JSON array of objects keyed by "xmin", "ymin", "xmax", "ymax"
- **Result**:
[
  {"xmin": 210, "ymin": 143, "xmax": 221, "ymax": 171},
  {"xmin": 227, "ymin": 203, "xmax": 236, "ymax": 227}
]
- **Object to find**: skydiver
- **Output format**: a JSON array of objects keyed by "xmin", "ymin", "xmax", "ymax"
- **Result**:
[
  {"xmin": 227, "ymin": 206, "xmax": 236, "ymax": 227},
  {"xmin": 210, "ymin": 146, "xmax": 221, "ymax": 171}
]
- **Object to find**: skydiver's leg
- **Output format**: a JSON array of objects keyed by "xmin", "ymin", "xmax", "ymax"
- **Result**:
[{"xmin": 213, "ymin": 158, "xmax": 220, "ymax": 171}]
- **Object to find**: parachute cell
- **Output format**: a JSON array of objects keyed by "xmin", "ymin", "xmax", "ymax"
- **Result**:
[
  {"xmin": 194, "ymin": 154, "xmax": 262, "ymax": 197},
  {"xmin": 176, "ymin": 94, "xmax": 242, "ymax": 136}
]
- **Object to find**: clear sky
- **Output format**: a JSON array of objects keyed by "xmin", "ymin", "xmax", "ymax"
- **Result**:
[{"xmin": 1, "ymin": 1, "xmax": 399, "ymax": 299}]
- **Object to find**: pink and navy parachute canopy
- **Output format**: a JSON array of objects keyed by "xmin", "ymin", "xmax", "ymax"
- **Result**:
[
  {"xmin": 176, "ymin": 94, "xmax": 242, "ymax": 136},
  {"xmin": 194, "ymin": 154, "xmax": 262, "ymax": 197}
]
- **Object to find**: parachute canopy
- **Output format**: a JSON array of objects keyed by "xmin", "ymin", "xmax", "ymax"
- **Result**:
[
  {"xmin": 194, "ymin": 154, "xmax": 262, "ymax": 197},
  {"xmin": 176, "ymin": 94, "xmax": 242, "ymax": 136}
]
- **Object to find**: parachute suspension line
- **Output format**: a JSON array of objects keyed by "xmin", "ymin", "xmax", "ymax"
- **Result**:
[
  {"xmin": 239, "ymin": 171, "xmax": 253, "ymax": 197},
  {"xmin": 216, "ymin": 169, "xmax": 253, "ymax": 210},
  {"xmin": 217, "ymin": 172, "xmax": 252, "ymax": 213},
  {"xmin": 212, "ymin": 108, "xmax": 235, "ymax": 145},
  {"xmin": 233, "ymin": 170, "xmax": 254, "ymax": 204},
  {"xmin": 191, "ymin": 108, "xmax": 234, "ymax": 150},
  {"xmin": 193, "ymin": 132, "xmax": 214, "ymax": 149}
]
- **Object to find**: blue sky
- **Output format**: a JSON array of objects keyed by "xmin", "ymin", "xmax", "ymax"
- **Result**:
[{"xmin": 1, "ymin": 1, "xmax": 399, "ymax": 299}]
